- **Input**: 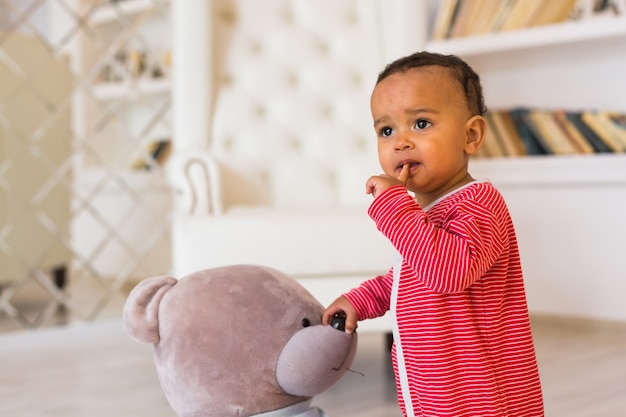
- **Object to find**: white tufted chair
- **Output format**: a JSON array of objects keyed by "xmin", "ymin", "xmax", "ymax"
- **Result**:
[{"xmin": 169, "ymin": 0, "xmax": 425, "ymax": 332}]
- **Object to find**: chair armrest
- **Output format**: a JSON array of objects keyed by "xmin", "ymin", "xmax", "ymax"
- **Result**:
[{"xmin": 166, "ymin": 152, "xmax": 224, "ymax": 216}]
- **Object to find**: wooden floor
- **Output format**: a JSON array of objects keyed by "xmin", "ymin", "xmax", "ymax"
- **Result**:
[{"xmin": 0, "ymin": 316, "xmax": 625, "ymax": 417}]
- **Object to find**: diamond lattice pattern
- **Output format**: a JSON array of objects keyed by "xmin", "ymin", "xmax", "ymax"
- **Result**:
[{"xmin": 0, "ymin": 0, "xmax": 172, "ymax": 331}]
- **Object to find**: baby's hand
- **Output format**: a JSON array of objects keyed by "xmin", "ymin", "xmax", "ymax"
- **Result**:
[
  {"xmin": 322, "ymin": 296, "xmax": 358, "ymax": 335},
  {"xmin": 366, "ymin": 164, "xmax": 410, "ymax": 198}
]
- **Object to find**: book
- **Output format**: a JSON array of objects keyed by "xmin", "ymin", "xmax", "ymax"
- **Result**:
[
  {"xmin": 565, "ymin": 112, "xmax": 612, "ymax": 153},
  {"xmin": 482, "ymin": 115, "xmax": 506, "ymax": 157},
  {"xmin": 499, "ymin": 0, "xmax": 545, "ymax": 32},
  {"xmin": 131, "ymin": 139, "xmax": 172, "ymax": 170},
  {"xmin": 449, "ymin": 0, "xmax": 485, "ymax": 38},
  {"xmin": 607, "ymin": 112, "xmax": 626, "ymax": 150},
  {"xmin": 509, "ymin": 108, "xmax": 548, "ymax": 155},
  {"xmin": 431, "ymin": 0, "xmax": 460, "ymax": 40},
  {"xmin": 529, "ymin": 0, "xmax": 578, "ymax": 27},
  {"xmin": 608, "ymin": 112, "xmax": 626, "ymax": 144},
  {"xmin": 463, "ymin": 0, "xmax": 505, "ymax": 36},
  {"xmin": 552, "ymin": 111, "xmax": 595, "ymax": 154},
  {"xmin": 152, "ymin": 139, "xmax": 172, "ymax": 164},
  {"xmin": 592, "ymin": 111, "xmax": 626, "ymax": 151},
  {"xmin": 522, "ymin": 110, "xmax": 556, "ymax": 154},
  {"xmin": 490, "ymin": 111, "xmax": 527, "ymax": 156},
  {"xmin": 526, "ymin": 110, "xmax": 580, "ymax": 155},
  {"xmin": 580, "ymin": 111, "xmax": 624, "ymax": 152},
  {"xmin": 609, "ymin": 112, "xmax": 626, "ymax": 129},
  {"xmin": 489, "ymin": 0, "xmax": 520, "ymax": 32},
  {"xmin": 485, "ymin": 112, "xmax": 511, "ymax": 156},
  {"xmin": 430, "ymin": 0, "xmax": 577, "ymax": 38}
]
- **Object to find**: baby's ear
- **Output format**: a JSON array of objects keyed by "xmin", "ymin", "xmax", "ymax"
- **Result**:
[
  {"xmin": 123, "ymin": 276, "xmax": 177, "ymax": 344},
  {"xmin": 464, "ymin": 114, "xmax": 486, "ymax": 155}
]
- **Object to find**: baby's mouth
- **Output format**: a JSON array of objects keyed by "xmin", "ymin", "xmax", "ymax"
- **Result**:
[{"xmin": 397, "ymin": 161, "xmax": 420, "ymax": 173}]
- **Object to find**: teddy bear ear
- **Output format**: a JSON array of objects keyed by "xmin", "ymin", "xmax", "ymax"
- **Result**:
[{"xmin": 123, "ymin": 275, "xmax": 177, "ymax": 344}]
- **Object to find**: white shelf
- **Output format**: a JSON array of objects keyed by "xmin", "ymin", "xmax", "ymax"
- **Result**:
[
  {"xmin": 92, "ymin": 78, "xmax": 170, "ymax": 100},
  {"xmin": 75, "ymin": 167, "xmax": 170, "ymax": 192},
  {"xmin": 470, "ymin": 153, "xmax": 626, "ymax": 186},
  {"xmin": 427, "ymin": 15, "xmax": 626, "ymax": 57},
  {"xmin": 89, "ymin": 0, "xmax": 159, "ymax": 26},
  {"xmin": 423, "ymin": 2, "xmax": 626, "ymax": 323}
]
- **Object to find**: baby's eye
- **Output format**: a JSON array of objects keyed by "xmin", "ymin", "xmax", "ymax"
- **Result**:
[
  {"xmin": 380, "ymin": 126, "xmax": 393, "ymax": 137},
  {"xmin": 415, "ymin": 119, "xmax": 431, "ymax": 130}
]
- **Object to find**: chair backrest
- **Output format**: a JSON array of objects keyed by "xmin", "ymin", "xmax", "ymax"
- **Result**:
[{"xmin": 209, "ymin": 0, "xmax": 386, "ymax": 210}]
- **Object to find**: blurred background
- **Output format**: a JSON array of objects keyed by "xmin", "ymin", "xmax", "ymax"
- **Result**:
[{"xmin": 0, "ymin": 0, "xmax": 625, "ymax": 328}]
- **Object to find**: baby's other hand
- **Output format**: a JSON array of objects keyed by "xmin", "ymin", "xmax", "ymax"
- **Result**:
[{"xmin": 322, "ymin": 296, "xmax": 358, "ymax": 334}]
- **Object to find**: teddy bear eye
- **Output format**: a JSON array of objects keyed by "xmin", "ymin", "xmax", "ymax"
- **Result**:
[{"xmin": 301, "ymin": 318, "xmax": 311, "ymax": 327}]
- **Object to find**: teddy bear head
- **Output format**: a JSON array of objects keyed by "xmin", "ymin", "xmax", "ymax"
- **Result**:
[{"xmin": 123, "ymin": 264, "xmax": 357, "ymax": 417}]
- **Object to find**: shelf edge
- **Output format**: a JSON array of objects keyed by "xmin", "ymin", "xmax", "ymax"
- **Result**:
[
  {"xmin": 426, "ymin": 15, "xmax": 626, "ymax": 57},
  {"xmin": 89, "ymin": 0, "xmax": 158, "ymax": 26},
  {"xmin": 91, "ymin": 78, "xmax": 171, "ymax": 100},
  {"xmin": 470, "ymin": 154, "xmax": 626, "ymax": 186}
]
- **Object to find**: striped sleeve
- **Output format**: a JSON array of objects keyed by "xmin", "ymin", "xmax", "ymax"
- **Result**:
[
  {"xmin": 367, "ymin": 185, "xmax": 506, "ymax": 293},
  {"xmin": 343, "ymin": 270, "xmax": 393, "ymax": 320}
]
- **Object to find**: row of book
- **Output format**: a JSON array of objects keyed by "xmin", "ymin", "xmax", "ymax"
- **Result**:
[
  {"xmin": 476, "ymin": 109, "xmax": 626, "ymax": 158},
  {"xmin": 431, "ymin": 0, "xmax": 580, "ymax": 40}
]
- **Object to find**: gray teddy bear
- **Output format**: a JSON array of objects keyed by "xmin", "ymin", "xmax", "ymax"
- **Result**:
[{"xmin": 123, "ymin": 264, "xmax": 358, "ymax": 417}]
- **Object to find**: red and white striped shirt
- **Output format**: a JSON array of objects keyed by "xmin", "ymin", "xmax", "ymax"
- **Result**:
[{"xmin": 344, "ymin": 182, "xmax": 544, "ymax": 417}]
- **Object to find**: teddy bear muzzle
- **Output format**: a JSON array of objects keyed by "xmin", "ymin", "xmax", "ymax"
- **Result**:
[{"xmin": 275, "ymin": 324, "xmax": 358, "ymax": 397}]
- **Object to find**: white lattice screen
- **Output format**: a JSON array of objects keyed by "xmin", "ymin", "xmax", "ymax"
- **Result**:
[{"xmin": 0, "ymin": 0, "xmax": 172, "ymax": 331}]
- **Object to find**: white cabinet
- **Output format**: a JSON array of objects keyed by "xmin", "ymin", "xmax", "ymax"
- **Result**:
[
  {"xmin": 52, "ymin": 0, "xmax": 173, "ymax": 281},
  {"xmin": 0, "ymin": 33, "xmax": 72, "ymax": 286},
  {"xmin": 426, "ymin": 9, "xmax": 626, "ymax": 322},
  {"xmin": 67, "ymin": 0, "xmax": 172, "ymax": 172}
]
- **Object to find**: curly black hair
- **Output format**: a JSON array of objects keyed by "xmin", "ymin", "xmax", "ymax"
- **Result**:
[{"xmin": 376, "ymin": 51, "xmax": 487, "ymax": 116}]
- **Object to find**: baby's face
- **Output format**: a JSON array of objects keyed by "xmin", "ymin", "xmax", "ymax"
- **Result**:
[{"xmin": 370, "ymin": 66, "xmax": 479, "ymax": 204}]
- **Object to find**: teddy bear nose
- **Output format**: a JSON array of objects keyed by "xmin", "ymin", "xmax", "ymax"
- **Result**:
[
  {"xmin": 329, "ymin": 314, "xmax": 346, "ymax": 331},
  {"xmin": 301, "ymin": 318, "xmax": 311, "ymax": 327}
]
